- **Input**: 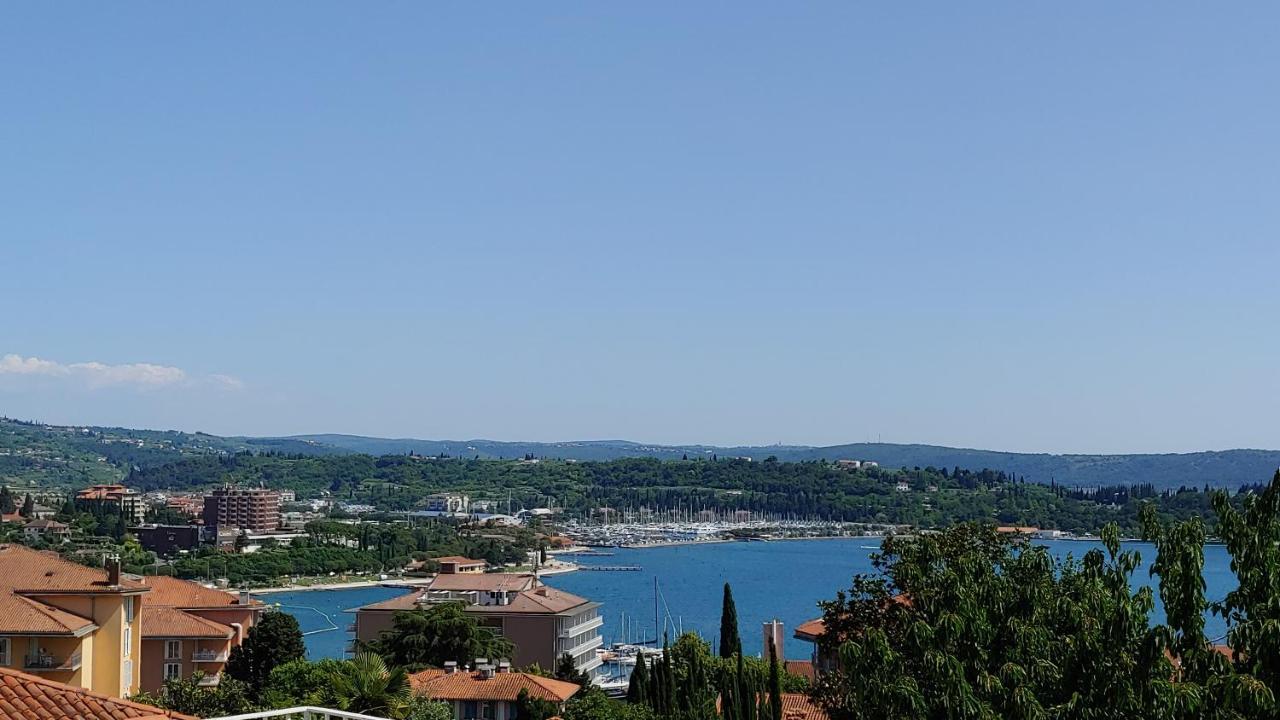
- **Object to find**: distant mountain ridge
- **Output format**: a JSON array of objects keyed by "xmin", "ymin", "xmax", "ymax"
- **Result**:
[
  {"xmin": 3, "ymin": 417, "xmax": 1277, "ymax": 491},
  {"xmin": 282, "ymin": 434, "xmax": 1280, "ymax": 490}
]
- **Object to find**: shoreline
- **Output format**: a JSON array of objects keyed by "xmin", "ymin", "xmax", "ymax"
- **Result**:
[{"xmin": 244, "ymin": 563, "xmax": 581, "ymax": 595}]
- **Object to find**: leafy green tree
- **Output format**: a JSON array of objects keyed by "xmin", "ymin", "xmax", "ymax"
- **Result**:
[
  {"xmin": 226, "ymin": 610, "xmax": 307, "ymax": 695},
  {"xmin": 329, "ymin": 652, "xmax": 411, "ymax": 718},
  {"xmin": 515, "ymin": 687, "xmax": 559, "ymax": 720},
  {"xmin": 402, "ymin": 695, "xmax": 454, "ymax": 720},
  {"xmin": 368, "ymin": 602, "xmax": 514, "ymax": 669},
  {"xmin": 131, "ymin": 672, "xmax": 256, "ymax": 717},
  {"xmin": 812, "ymin": 522, "xmax": 1173, "ymax": 720},
  {"xmin": 564, "ymin": 686, "xmax": 656, "ymax": 720},
  {"xmin": 720, "ymin": 583, "xmax": 741, "ymax": 659},
  {"xmin": 260, "ymin": 657, "xmax": 347, "ymax": 708}
]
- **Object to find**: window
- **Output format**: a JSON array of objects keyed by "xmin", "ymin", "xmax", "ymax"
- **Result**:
[
  {"xmin": 164, "ymin": 663, "xmax": 181, "ymax": 681},
  {"xmin": 123, "ymin": 597, "xmax": 135, "ymax": 624},
  {"xmin": 165, "ymin": 640, "xmax": 181, "ymax": 660},
  {"xmin": 123, "ymin": 626, "xmax": 132, "ymax": 655},
  {"xmin": 122, "ymin": 660, "xmax": 133, "ymax": 692},
  {"xmin": 0, "ymin": 638, "xmax": 8, "ymax": 666}
]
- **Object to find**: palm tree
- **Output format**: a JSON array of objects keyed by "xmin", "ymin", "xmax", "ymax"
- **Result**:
[{"xmin": 329, "ymin": 653, "xmax": 411, "ymax": 718}]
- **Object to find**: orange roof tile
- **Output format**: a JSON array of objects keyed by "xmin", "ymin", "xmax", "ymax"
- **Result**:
[
  {"xmin": 427, "ymin": 573, "xmax": 537, "ymax": 593},
  {"xmin": 409, "ymin": 669, "xmax": 580, "ymax": 703},
  {"xmin": 794, "ymin": 618, "xmax": 826, "ymax": 641},
  {"xmin": 783, "ymin": 660, "xmax": 816, "ymax": 681},
  {"xmin": 779, "ymin": 693, "xmax": 828, "ymax": 720},
  {"xmin": 139, "ymin": 575, "xmax": 258, "ymax": 608},
  {"xmin": 436, "ymin": 556, "xmax": 485, "ymax": 565},
  {"xmin": 0, "ymin": 595, "xmax": 96, "ymax": 635},
  {"xmin": 718, "ymin": 693, "xmax": 827, "ymax": 720},
  {"xmin": 356, "ymin": 590, "xmax": 423, "ymax": 613},
  {"xmin": 466, "ymin": 587, "xmax": 592, "ymax": 615},
  {"xmin": 142, "ymin": 606, "xmax": 235, "ymax": 639},
  {"xmin": 0, "ymin": 666, "xmax": 194, "ymax": 720},
  {"xmin": 0, "ymin": 545, "xmax": 147, "ymax": 594}
]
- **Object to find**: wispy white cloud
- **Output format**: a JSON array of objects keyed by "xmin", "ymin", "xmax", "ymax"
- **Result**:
[{"xmin": 0, "ymin": 354, "xmax": 241, "ymax": 390}]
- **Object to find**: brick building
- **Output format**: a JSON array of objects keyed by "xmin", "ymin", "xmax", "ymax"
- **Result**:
[{"xmin": 201, "ymin": 487, "xmax": 281, "ymax": 532}]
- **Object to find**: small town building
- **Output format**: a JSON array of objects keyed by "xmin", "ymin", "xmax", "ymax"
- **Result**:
[
  {"xmin": 353, "ymin": 572, "xmax": 603, "ymax": 674},
  {"xmin": 137, "ymin": 575, "xmax": 265, "ymax": 692},
  {"xmin": 408, "ymin": 663, "xmax": 579, "ymax": 720},
  {"xmin": 131, "ymin": 524, "xmax": 203, "ymax": 556},
  {"xmin": 436, "ymin": 556, "xmax": 487, "ymax": 574},
  {"xmin": 75, "ymin": 484, "xmax": 146, "ymax": 524},
  {"xmin": 21, "ymin": 519, "xmax": 71, "ymax": 543},
  {"xmin": 0, "ymin": 545, "xmax": 147, "ymax": 697}
]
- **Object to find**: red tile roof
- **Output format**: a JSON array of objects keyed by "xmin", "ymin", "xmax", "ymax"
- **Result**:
[
  {"xmin": 0, "ymin": 666, "xmax": 194, "ymax": 720},
  {"xmin": 718, "ymin": 693, "xmax": 827, "ymax": 720},
  {"xmin": 427, "ymin": 573, "xmax": 538, "ymax": 593},
  {"xmin": 142, "ymin": 606, "xmax": 235, "ymax": 639},
  {"xmin": 794, "ymin": 618, "xmax": 826, "ymax": 641},
  {"xmin": 436, "ymin": 556, "xmax": 486, "ymax": 565},
  {"xmin": 0, "ymin": 544, "xmax": 148, "ymax": 594},
  {"xmin": 0, "ymin": 595, "xmax": 96, "ymax": 635},
  {"xmin": 466, "ymin": 587, "xmax": 591, "ymax": 615},
  {"xmin": 409, "ymin": 669, "xmax": 579, "ymax": 703},
  {"xmin": 784, "ymin": 660, "xmax": 816, "ymax": 681},
  {"xmin": 139, "ymin": 576, "xmax": 258, "ymax": 609},
  {"xmin": 356, "ymin": 590, "xmax": 423, "ymax": 613},
  {"xmin": 779, "ymin": 693, "xmax": 827, "ymax": 720}
]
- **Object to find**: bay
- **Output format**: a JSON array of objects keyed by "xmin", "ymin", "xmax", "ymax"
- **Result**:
[{"xmin": 265, "ymin": 538, "xmax": 1235, "ymax": 661}]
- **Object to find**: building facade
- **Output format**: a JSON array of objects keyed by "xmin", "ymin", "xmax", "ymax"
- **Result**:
[
  {"xmin": 74, "ymin": 485, "xmax": 146, "ymax": 524},
  {"xmin": 201, "ymin": 486, "xmax": 281, "ymax": 532},
  {"xmin": 408, "ymin": 664, "xmax": 579, "ymax": 720},
  {"xmin": 353, "ymin": 569, "xmax": 603, "ymax": 674},
  {"xmin": 0, "ymin": 545, "xmax": 146, "ymax": 697},
  {"xmin": 137, "ymin": 576, "xmax": 264, "ymax": 692}
]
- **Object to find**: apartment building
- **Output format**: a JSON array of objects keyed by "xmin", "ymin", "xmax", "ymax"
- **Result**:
[
  {"xmin": 0, "ymin": 545, "xmax": 146, "ymax": 697},
  {"xmin": 137, "ymin": 576, "xmax": 264, "ymax": 692},
  {"xmin": 201, "ymin": 486, "xmax": 281, "ymax": 532},
  {"xmin": 354, "ymin": 570, "xmax": 603, "ymax": 673},
  {"xmin": 74, "ymin": 485, "xmax": 146, "ymax": 524}
]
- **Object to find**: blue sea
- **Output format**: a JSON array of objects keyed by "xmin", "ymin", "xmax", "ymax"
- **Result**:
[{"xmin": 263, "ymin": 539, "xmax": 1235, "ymax": 661}]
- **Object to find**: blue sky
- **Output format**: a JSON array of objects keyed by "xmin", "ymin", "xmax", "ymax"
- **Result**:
[{"xmin": 2, "ymin": 3, "xmax": 1278, "ymax": 453}]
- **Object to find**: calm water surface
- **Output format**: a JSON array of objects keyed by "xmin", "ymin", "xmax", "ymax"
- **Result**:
[{"xmin": 266, "ymin": 539, "xmax": 1235, "ymax": 660}]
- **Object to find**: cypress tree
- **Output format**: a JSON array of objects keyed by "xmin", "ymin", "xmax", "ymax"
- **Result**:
[
  {"xmin": 627, "ymin": 655, "xmax": 648, "ymax": 705},
  {"xmin": 766, "ymin": 637, "xmax": 783, "ymax": 720},
  {"xmin": 720, "ymin": 583, "xmax": 742, "ymax": 658},
  {"xmin": 19, "ymin": 494, "xmax": 34, "ymax": 518}
]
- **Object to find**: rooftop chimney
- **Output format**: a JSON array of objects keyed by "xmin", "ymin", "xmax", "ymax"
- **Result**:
[
  {"xmin": 763, "ymin": 619, "xmax": 784, "ymax": 659},
  {"xmin": 105, "ymin": 554, "xmax": 121, "ymax": 586},
  {"xmin": 443, "ymin": 661, "xmax": 458, "ymax": 674},
  {"xmin": 239, "ymin": 590, "xmax": 252, "ymax": 606}
]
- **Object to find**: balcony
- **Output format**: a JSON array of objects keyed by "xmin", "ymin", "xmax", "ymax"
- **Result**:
[
  {"xmin": 561, "ymin": 633, "xmax": 604, "ymax": 658},
  {"xmin": 193, "ymin": 649, "xmax": 230, "ymax": 663},
  {"xmin": 558, "ymin": 615, "xmax": 604, "ymax": 639},
  {"xmin": 198, "ymin": 673, "xmax": 222, "ymax": 687},
  {"xmin": 209, "ymin": 707, "xmax": 390, "ymax": 720},
  {"xmin": 24, "ymin": 652, "xmax": 82, "ymax": 673}
]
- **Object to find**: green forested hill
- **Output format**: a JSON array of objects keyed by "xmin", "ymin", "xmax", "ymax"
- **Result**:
[
  {"xmin": 4, "ymin": 416, "xmax": 1277, "ymax": 492},
  {"xmin": 122, "ymin": 452, "xmax": 1236, "ymax": 536}
]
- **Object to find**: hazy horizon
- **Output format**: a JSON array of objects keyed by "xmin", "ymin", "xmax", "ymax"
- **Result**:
[{"xmin": 4, "ymin": 3, "xmax": 1278, "ymax": 455}]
